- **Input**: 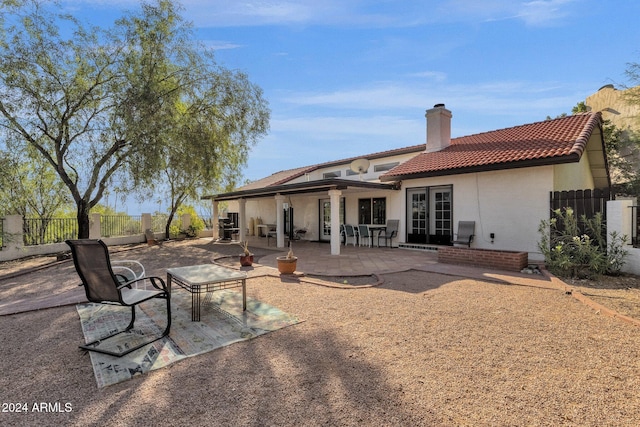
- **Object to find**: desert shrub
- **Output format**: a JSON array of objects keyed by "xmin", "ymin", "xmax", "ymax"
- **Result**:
[{"xmin": 538, "ymin": 208, "xmax": 628, "ymax": 278}]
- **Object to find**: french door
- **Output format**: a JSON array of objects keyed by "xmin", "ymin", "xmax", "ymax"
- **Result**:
[
  {"xmin": 406, "ymin": 186, "xmax": 452, "ymax": 244},
  {"xmin": 430, "ymin": 186, "xmax": 452, "ymax": 244},
  {"xmin": 319, "ymin": 198, "xmax": 345, "ymax": 241},
  {"xmin": 407, "ymin": 188, "xmax": 427, "ymax": 243}
]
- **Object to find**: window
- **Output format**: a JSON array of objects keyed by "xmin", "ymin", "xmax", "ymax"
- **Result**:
[
  {"xmin": 373, "ymin": 162, "xmax": 399, "ymax": 172},
  {"xmin": 323, "ymin": 170, "xmax": 341, "ymax": 178},
  {"xmin": 359, "ymin": 197, "xmax": 386, "ymax": 224}
]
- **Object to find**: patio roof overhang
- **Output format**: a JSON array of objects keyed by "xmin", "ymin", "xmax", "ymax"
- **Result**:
[{"xmin": 202, "ymin": 178, "xmax": 401, "ymax": 202}]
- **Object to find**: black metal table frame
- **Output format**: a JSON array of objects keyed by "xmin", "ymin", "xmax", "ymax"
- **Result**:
[{"xmin": 167, "ymin": 269, "xmax": 247, "ymax": 322}]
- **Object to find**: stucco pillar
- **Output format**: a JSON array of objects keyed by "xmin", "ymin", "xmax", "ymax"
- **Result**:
[
  {"xmin": 329, "ymin": 189, "xmax": 342, "ymax": 255},
  {"xmin": 181, "ymin": 213, "xmax": 191, "ymax": 232},
  {"xmin": 3, "ymin": 215, "xmax": 24, "ymax": 251},
  {"xmin": 141, "ymin": 213, "xmax": 152, "ymax": 233},
  {"xmin": 211, "ymin": 199, "xmax": 219, "ymax": 240},
  {"xmin": 275, "ymin": 194, "xmax": 286, "ymax": 248},
  {"xmin": 607, "ymin": 199, "xmax": 635, "ymax": 245},
  {"xmin": 89, "ymin": 213, "xmax": 101, "ymax": 239},
  {"xmin": 238, "ymin": 198, "xmax": 247, "ymax": 243},
  {"xmin": 607, "ymin": 198, "xmax": 640, "ymax": 276}
]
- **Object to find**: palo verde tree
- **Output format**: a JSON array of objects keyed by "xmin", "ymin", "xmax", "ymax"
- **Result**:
[{"xmin": 0, "ymin": 0, "xmax": 268, "ymax": 238}]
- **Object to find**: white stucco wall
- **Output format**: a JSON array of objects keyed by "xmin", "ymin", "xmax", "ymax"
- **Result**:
[
  {"xmin": 607, "ymin": 199, "xmax": 640, "ymax": 275},
  {"xmin": 222, "ymin": 159, "xmax": 597, "ymax": 261},
  {"xmin": 403, "ymin": 166, "xmax": 552, "ymax": 259},
  {"xmin": 287, "ymin": 151, "xmax": 420, "ymax": 184},
  {"xmin": 553, "ymin": 153, "xmax": 594, "ymax": 191}
]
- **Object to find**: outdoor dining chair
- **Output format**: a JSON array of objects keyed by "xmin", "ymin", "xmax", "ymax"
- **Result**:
[
  {"xmin": 377, "ymin": 219, "xmax": 399, "ymax": 247},
  {"xmin": 452, "ymin": 221, "xmax": 475, "ymax": 247},
  {"xmin": 357, "ymin": 225, "xmax": 372, "ymax": 247},
  {"xmin": 344, "ymin": 224, "xmax": 358, "ymax": 246},
  {"xmin": 66, "ymin": 239, "xmax": 171, "ymax": 357}
]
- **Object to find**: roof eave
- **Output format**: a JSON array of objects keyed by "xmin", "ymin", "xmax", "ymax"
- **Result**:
[
  {"xmin": 203, "ymin": 178, "xmax": 401, "ymax": 201},
  {"xmin": 379, "ymin": 155, "xmax": 581, "ymax": 182}
]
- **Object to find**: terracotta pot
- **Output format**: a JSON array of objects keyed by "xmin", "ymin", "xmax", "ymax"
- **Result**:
[
  {"xmin": 276, "ymin": 256, "xmax": 298, "ymax": 274},
  {"xmin": 239, "ymin": 254, "xmax": 254, "ymax": 267}
]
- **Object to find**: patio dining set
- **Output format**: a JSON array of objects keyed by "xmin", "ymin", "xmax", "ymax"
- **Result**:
[{"xmin": 340, "ymin": 219, "xmax": 399, "ymax": 248}]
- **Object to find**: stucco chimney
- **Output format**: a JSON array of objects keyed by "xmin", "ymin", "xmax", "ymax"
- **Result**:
[{"xmin": 425, "ymin": 103, "xmax": 452, "ymax": 152}]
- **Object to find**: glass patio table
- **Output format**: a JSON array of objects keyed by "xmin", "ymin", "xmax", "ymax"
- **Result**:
[{"xmin": 166, "ymin": 264, "xmax": 247, "ymax": 321}]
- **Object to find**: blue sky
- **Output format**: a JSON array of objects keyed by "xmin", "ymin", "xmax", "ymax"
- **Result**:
[{"xmin": 65, "ymin": 0, "xmax": 639, "ymax": 212}]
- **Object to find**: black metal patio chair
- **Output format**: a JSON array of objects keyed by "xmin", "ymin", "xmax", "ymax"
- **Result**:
[
  {"xmin": 66, "ymin": 239, "xmax": 171, "ymax": 357},
  {"xmin": 377, "ymin": 219, "xmax": 399, "ymax": 247},
  {"xmin": 452, "ymin": 221, "xmax": 475, "ymax": 247}
]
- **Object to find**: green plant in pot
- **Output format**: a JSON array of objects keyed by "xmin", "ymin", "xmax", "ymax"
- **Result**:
[
  {"xmin": 239, "ymin": 241, "xmax": 254, "ymax": 267},
  {"xmin": 276, "ymin": 245, "xmax": 297, "ymax": 274}
]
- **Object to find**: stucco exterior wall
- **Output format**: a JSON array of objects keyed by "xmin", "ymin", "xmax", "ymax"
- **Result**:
[
  {"xmin": 221, "ymin": 160, "xmax": 598, "ymax": 261},
  {"xmin": 403, "ymin": 166, "xmax": 552, "ymax": 259},
  {"xmin": 553, "ymin": 152, "xmax": 594, "ymax": 191},
  {"xmin": 607, "ymin": 199, "xmax": 640, "ymax": 276},
  {"xmin": 286, "ymin": 152, "xmax": 420, "ymax": 184}
]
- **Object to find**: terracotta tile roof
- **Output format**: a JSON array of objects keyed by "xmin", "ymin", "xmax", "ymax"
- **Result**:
[{"xmin": 381, "ymin": 112, "xmax": 602, "ymax": 180}]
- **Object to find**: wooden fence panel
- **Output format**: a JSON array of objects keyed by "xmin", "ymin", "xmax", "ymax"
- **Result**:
[{"xmin": 549, "ymin": 188, "xmax": 611, "ymax": 234}]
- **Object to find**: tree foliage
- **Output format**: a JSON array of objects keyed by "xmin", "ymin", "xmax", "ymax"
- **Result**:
[
  {"xmin": 0, "ymin": 145, "xmax": 70, "ymax": 218},
  {"xmin": 0, "ymin": 0, "xmax": 269, "ymax": 238}
]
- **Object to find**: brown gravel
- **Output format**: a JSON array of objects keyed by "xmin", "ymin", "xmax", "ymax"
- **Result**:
[
  {"xmin": 563, "ymin": 274, "xmax": 640, "ymax": 321},
  {"xmin": 1, "ymin": 240, "xmax": 639, "ymax": 426}
]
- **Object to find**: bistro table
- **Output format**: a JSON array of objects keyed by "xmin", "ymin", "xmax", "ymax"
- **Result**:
[
  {"xmin": 367, "ymin": 224, "xmax": 387, "ymax": 247},
  {"xmin": 166, "ymin": 264, "xmax": 247, "ymax": 321}
]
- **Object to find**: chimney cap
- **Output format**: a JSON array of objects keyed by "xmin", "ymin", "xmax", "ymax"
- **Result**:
[{"xmin": 433, "ymin": 103, "xmax": 445, "ymax": 108}]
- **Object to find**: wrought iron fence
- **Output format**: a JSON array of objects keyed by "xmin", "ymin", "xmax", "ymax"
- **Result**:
[
  {"xmin": 151, "ymin": 214, "xmax": 168, "ymax": 232},
  {"xmin": 0, "ymin": 218, "xmax": 3, "ymax": 250},
  {"xmin": 100, "ymin": 215, "xmax": 142, "ymax": 237},
  {"xmin": 23, "ymin": 217, "xmax": 78, "ymax": 246}
]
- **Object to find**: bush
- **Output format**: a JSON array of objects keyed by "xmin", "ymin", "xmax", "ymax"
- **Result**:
[{"xmin": 538, "ymin": 208, "xmax": 628, "ymax": 278}]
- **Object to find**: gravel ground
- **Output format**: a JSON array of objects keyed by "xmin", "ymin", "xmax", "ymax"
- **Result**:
[{"xmin": 1, "ymin": 240, "xmax": 639, "ymax": 426}]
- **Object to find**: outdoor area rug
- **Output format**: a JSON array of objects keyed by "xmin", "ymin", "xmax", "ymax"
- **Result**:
[{"xmin": 76, "ymin": 290, "xmax": 302, "ymax": 388}]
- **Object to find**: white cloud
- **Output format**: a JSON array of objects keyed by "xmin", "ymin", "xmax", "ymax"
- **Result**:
[
  {"xmin": 408, "ymin": 71, "xmax": 448, "ymax": 82},
  {"xmin": 61, "ymin": 0, "xmax": 581, "ymax": 28},
  {"xmin": 517, "ymin": 0, "xmax": 578, "ymax": 26},
  {"xmin": 202, "ymin": 40, "xmax": 244, "ymax": 51},
  {"xmin": 281, "ymin": 79, "xmax": 578, "ymax": 114}
]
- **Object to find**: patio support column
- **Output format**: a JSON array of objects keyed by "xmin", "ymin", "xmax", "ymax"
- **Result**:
[
  {"xmin": 328, "ymin": 189, "xmax": 342, "ymax": 255},
  {"xmin": 211, "ymin": 199, "xmax": 220, "ymax": 240},
  {"xmin": 275, "ymin": 194, "xmax": 286, "ymax": 248},
  {"xmin": 238, "ymin": 198, "xmax": 246, "ymax": 243}
]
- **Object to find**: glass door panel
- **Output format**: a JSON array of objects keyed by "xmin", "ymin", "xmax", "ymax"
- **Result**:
[{"xmin": 406, "ymin": 188, "xmax": 427, "ymax": 243}]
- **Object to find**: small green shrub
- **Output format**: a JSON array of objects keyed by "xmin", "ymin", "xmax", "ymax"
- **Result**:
[{"xmin": 538, "ymin": 208, "xmax": 628, "ymax": 278}]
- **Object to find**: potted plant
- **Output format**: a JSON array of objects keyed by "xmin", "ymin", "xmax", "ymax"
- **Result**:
[
  {"xmin": 238, "ymin": 241, "xmax": 254, "ymax": 267},
  {"xmin": 276, "ymin": 245, "xmax": 298, "ymax": 274}
]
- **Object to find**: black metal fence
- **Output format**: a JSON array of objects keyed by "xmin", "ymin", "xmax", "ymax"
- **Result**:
[
  {"xmin": 0, "ymin": 218, "xmax": 3, "ymax": 250},
  {"xmin": 23, "ymin": 217, "xmax": 79, "ymax": 246},
  {"xmin": 100, "ymin": 215, "xmax": 142, "ymax": 237},
  {"xmin": 14, "ymin": 214, "xmax": 209, "ymax": 247}
]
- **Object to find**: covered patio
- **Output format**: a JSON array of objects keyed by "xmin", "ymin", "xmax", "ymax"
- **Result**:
[{"xmin": 203, "ymin": 178, "xmax": 400, "ymax": 256}]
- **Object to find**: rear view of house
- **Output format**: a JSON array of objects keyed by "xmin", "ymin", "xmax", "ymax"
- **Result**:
[{"xmin": 205, "ymin": 104, "xmax": 609, "ymax": 261}]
